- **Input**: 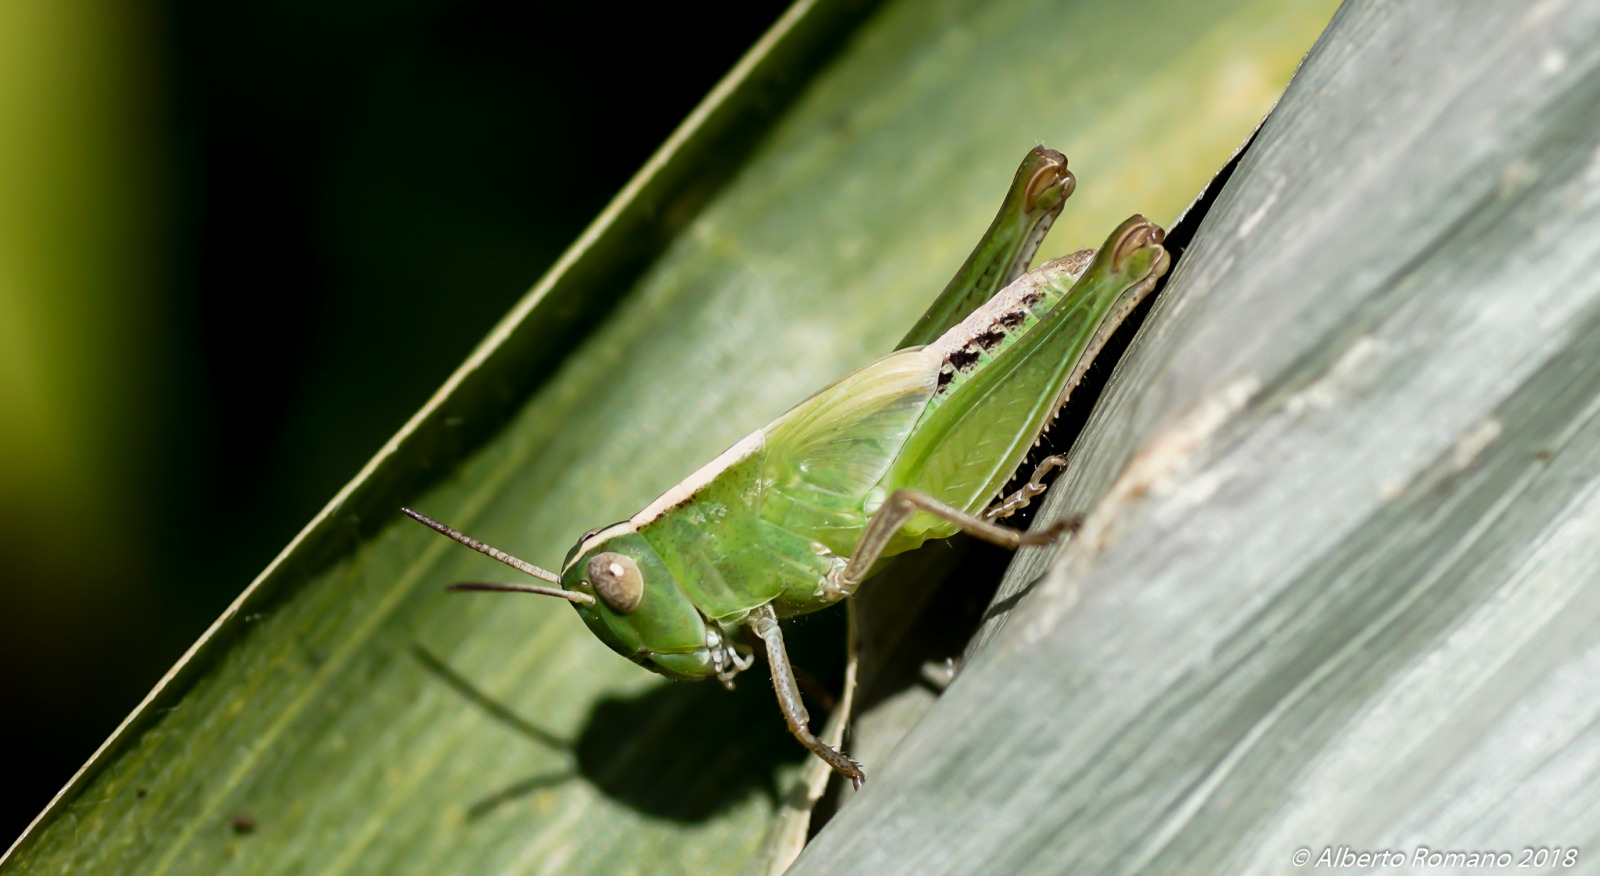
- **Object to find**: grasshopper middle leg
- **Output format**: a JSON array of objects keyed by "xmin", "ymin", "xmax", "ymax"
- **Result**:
[{"xmin": 748, "ymin": 604, "xmax": 865, "ymax": 789}]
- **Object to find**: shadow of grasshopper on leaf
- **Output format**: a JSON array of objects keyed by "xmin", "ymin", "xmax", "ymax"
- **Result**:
[{"xmin": 410, "ymin": 626, "xmax": 851, "ymax": 823}]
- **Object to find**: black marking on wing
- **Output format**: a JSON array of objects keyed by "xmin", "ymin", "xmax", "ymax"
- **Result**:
[
  {"xmin": 972, "ymin": 327, "xmax": 1006, "ymax": 351},
  {"xmin": 930, "ymin": 280, "xmax": 1062, "ymax": 402},
  {"xmin": 948, "ymin": 347, "xmax": 981, "ymax": 371}
]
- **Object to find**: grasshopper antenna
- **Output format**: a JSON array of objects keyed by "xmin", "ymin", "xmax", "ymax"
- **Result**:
[
  {"xmin": 400, "ymin": 507, "xmax": 594, "ymax": 607},
  {"xmin": 445, "ymin": 582, "xmax": 592, "ymax": 604}
]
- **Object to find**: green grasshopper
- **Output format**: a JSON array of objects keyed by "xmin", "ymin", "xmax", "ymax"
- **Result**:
[{"xmin": 404, "ymin": 147, "xmax": 1170, "ymax": 788}]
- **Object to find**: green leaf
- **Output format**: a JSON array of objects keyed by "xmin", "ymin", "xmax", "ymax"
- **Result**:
[
  {"xmin": 790, "ymin": 0, "xmax": 1600, "ymax": 872},
  {"xmin": 1, "ymin": 0, "xmax": 1336, "ymax": 873}
]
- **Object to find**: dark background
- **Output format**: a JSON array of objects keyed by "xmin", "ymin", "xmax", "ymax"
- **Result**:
[{"xmin": 0, "ymin": 0, "xmax": 790, "ymax": 847}]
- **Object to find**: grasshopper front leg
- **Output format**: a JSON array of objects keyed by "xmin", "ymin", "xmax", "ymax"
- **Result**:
[
  {"xmin": 748, "ymin": 604, "xmax": 866, "ymax": 790},
  {"xmin": 825, "ymin": 489, "xmax": 1079, "ymax": 602}
]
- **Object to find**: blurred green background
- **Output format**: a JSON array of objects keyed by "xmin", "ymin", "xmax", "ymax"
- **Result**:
[{"xmin": 0, "ymin": 0, "xmax": 790, "ymax": 846}]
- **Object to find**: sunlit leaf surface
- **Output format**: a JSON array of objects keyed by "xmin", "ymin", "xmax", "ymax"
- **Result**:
[{"xmin": 792, "ymin": 1, "xmax": 1600, "ymax": 872}]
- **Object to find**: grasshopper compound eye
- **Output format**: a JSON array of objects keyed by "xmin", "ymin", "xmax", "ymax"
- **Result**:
[{"xmin": 587, "ymin": 552, "xmax": 644, "ymax": 613}]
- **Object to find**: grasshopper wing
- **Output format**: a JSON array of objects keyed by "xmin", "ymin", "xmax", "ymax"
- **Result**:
[{"xmin": 760, "ymin": 346, "xmax": 942, "ymax": 553}]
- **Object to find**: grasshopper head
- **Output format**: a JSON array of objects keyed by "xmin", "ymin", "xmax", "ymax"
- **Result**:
[
  {"xmin": 403, "ymin": 507, "xmax": 736, "ymax": 683},
  {"xmin": 559, "ymin": 525, "xmax": 723, "ymax": 681}
]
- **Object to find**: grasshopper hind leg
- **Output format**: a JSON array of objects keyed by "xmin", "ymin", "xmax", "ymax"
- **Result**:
[{"xmin": 826, "ymin": 487, "xmax": 1080, "ymax": 602}]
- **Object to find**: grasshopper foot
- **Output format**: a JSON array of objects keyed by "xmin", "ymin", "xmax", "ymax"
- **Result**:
[{"xmin": 1016, "ymin": 512, "xmax": 1084, "ymax": 546}]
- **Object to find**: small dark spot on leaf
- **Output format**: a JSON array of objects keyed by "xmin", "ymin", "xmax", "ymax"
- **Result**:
[
  {"xmin": 135, "ymin": 787, "xmax": 148, "ymax": 799},
  {"xmin": 1536, "ymin": 448, "xmax": 1553, "ymax": 462},
  {"xmin": 231, "ymin": 815, "xmax": 256, "ymax": 835}
]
